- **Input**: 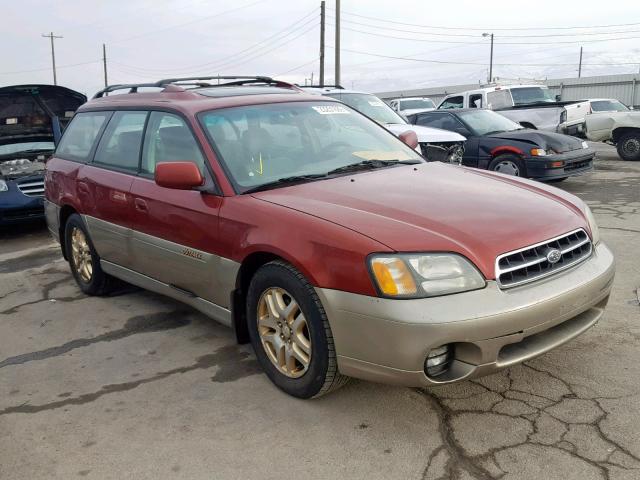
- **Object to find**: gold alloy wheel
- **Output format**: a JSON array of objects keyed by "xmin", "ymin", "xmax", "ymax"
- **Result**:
[
  {"xmin": 70, "ymin": 227, "xmax": 93, "ymax": 283},
  {"xmin": 257, "ymin": 287, "xmax": 312, "ymax": 378}
]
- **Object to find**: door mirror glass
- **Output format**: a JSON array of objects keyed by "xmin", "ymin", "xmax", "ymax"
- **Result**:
[{"xmin": 155, "ymin": 162, "xmax": 204, "ymax": 190}]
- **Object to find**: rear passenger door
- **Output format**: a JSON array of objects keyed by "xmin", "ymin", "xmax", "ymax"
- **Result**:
[
  {"xmin": 129, "ymin": 111, "xmax": 227, "ymax": 307},
  {"xmin": 79, "ymin": 110, "xmax": 147, "ymax": 267}
]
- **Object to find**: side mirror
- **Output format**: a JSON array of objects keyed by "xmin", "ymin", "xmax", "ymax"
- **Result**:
[
  {"xmin": 555, "ymin": 95, "xmax": 562, "ymax": 102},
  {"xmin": 155, "ymin": 162, "xmax": 204, "ymax": 190},
  {"xmin": 398, "ymin": 130, "xmax": 419, "ymax": 149}
]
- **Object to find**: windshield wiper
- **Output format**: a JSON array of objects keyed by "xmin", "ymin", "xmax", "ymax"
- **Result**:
[
  {"xmin": 483, "ymin": 130, "xmax": 507, "ymax": 136},
  {"xmin": 326, "ymin": 159, "xmax": 420, "ymax": 176},
  {"xmin": 242, "ymin": 174, "xmax": 328, "ymax": 194}
]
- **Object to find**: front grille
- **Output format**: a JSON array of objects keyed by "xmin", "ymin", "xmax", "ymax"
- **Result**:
[
  {"xmin": 496, "ymin": 229, "xmax": 592, "ymax": 289},
  {"xmin": 17, "ymin": 179, "xmax": 45, "ymax": 197}
]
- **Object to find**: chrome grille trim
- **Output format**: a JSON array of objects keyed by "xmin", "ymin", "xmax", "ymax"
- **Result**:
[
  {"xmin": 17, "ymin": 180, "xmax": 45, "ymax": 197},
  {"xmin": 495, "ymin": 228, "xmax": 592, "ymax": 289}
]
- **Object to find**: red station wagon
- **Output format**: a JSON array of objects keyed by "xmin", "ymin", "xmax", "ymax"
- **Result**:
[{"xmin": 45, "ymin": 76, "xmax": 615, "ymax": 398}]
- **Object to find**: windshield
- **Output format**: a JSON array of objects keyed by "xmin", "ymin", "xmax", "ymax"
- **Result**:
[
  {"xmin": 0, "ymin": 141, "xmax": 55, "ymax": 156},
  {"xmin": 591, "ymin": 100, "xmax": 629, "ymax": 112},
  {"xmin": 457, "ymin": 110, "xmax": 522, "ymax": 136},
  {"xmin": 326, "ymin": 93, "xmax": 406, "ymax": 125},
  {"xmin": 509, "ymin": 87, "xmax": 556, "ymax": 106},
  {"xmin": 199, "ymin": 102, "xmax": 422, "ymax": 192},
  {"xmin": 400, "ymin": 99, "xmax": 435, "ymax": 110}
]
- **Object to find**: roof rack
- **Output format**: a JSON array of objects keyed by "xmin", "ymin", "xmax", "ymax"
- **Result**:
[{"xmin": 92, "ymin": 75, "xmax": 301, "ymax": 99}]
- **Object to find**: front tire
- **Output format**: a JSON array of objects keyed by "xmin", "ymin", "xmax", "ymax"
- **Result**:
[
  {"xmin": 64, "ymin": 214, "xmax": 115, "ymax": 296},
  {"xmin": 247, "ymin": 260, "xmax": 348, "ymax": 398},
  {"xmin": 616, "ymin": 132, "xmax": 640, "ymax": 161},
  {"xmin": 488, "ymin": 154, "xmax": 526, "ymax": 177}
]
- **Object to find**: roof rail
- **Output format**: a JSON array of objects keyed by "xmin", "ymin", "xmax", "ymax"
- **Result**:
[{"xmin": 92, "ymin": 75, "xmax": 301, "ymax": 99}]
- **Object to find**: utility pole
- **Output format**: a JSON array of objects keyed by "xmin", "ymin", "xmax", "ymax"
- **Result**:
[
  {"xmin": 320, "ymin": 0, "xmax": 325, "ymax": 87},
  {"xmin": 311, "ymin": 71, "xmax": 314, "ymax": 85},
  {"xmin": 335, "ymin": 0, "xmax": 341, "ymax": 87},
  {"xmin": 102, "ymin": 44, "xmax": 108, "ymax": 87},
  {"xmin": 578, "ymin": 46, "xmax": 583, "ymax": 78},
  {"xmin": 42, "ymin": 32, "xmax": 63, "ymax": 85}
]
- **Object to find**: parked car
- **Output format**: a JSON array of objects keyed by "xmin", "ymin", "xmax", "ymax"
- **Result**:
[
  {"xmin": 438, "ymin": 84, "xmax": 587, "ymax": 133},
  {"xmin": 303, "ymin": 86, "xmax": 465, "ymax": 163},
  {"xmin": 561, "ymin": 100, "xmax": 640, "ymax": 161},
  {"xmin": 408, "ymin": 108, "xmax": 594, "ymax": 181},
  {"xmin": 559, "ymin": 98, "xmax": 631, "ymax": 137},
  {"xmin": 45, "ymin": 76, "xmax": 614, "ymax": 399},
  {"xmin": 0, "ymin": 84, "xmax": 86, "ymax": 226},
  {"xmin": 389, "ymin": 97, "xmax": 436, "ymax": 116}
]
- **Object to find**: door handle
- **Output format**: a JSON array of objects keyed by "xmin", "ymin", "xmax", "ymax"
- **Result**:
[{"xmin": 134, "ymin": 198, "xmax": 148, "ymax": 212}]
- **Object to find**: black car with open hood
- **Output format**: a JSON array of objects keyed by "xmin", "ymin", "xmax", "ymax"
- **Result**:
[
  {"xmin": 0, "ymin": 84, "xmax": 86, "ymax": 225},
  {"xmin": 407, "ymin": 108, "xmax": 594, "ymax": 182}
]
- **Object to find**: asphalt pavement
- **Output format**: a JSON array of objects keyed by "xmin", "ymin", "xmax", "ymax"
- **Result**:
[{"xmin": 1, "ymin": 143, "xmax": 638, "ymax": 480}]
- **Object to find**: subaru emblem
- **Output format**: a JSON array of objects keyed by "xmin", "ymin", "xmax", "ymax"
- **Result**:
[{"xmin": 546, "ymin": 249, "xmax": 562, "ymax": 264}]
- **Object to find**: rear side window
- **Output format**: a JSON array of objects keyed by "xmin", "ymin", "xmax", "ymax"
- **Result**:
[
  {"xmin": 141, "ymin": 112, "xmax": 205, "ymax": 175},
  {"xmin": 93, "ymin": 111, "xmax": 147, "ymax": 172},
  {"xmin": 55, "ymin": 111, "xmax": 111, "ymax": 162}
]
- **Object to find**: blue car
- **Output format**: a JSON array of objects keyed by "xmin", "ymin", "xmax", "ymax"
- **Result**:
[{"xmin": 0, "ymin": 84, "xmax": 86, "ymax": 226}]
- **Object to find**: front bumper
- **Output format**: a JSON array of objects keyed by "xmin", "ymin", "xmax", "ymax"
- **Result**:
[
  {"xmin": 317, "ymin": 242, "xmax": 615, "ymax": 387},
  {"xmin": 527, "ymin": 148, "xmax": 594, "ymax": 180},
  {"xmin": 0, "ymin": 178, "xmax": 45, "ymax": 226}
]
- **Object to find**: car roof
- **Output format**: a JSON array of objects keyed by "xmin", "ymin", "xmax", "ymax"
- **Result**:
[
  {"xmin": 300, "ymin": 86, "xmax": 376, "ymax": 96},
  {"xmin": 79, "ymin": 76, "xmax": 337, "ymax": 115}
]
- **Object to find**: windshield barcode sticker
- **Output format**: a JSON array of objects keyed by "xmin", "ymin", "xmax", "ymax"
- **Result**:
[{"xmin": 312, "ymin": 105, "xmax": 350, "ymax": 115}]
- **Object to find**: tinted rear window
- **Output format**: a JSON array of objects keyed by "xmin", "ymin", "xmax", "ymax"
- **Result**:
[{"xmin": 55, "ymin": 112, "xmax": 111, "ymax": 162}]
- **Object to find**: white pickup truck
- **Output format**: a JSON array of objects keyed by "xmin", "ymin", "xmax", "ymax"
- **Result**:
[
  {"xmin": 438, "ymin": 84, "xmax": 587, "ymax": 133},
  {"xmin": 559, "ymin": 99, "xmax": 640, "ymax": 161}
]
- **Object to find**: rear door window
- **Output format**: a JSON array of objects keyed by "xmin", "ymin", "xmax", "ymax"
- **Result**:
[
  {"xmin": 55, "ymin": 111, "xmax": 111, "ymax": 162},
  {"xmin": 141, "ymin": 112, "xmax": 205, "ymax": 175},
  {"xmin": 93, "ymin": 111, "xmax": 147, "ymax": 172}
]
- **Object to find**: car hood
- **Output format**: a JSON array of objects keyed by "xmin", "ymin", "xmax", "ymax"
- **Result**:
[
  {"xmin": 385, "ymin": 123, "xmax": 466, "ymax": 143},
  {"xmin": 487, "ymin": 129, "xmax": 583, "ymax": 153},
  {"xmin": 252, "ymin": 162, "xmax": 588, "ymax": 279},
  {"xmin": 0, "ymin": 84, "xmax": 86, "ymax": 146}
]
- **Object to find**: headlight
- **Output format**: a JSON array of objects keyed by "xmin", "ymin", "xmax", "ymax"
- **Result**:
[
  {"xmin": 369, "ymin": 253, "xmax": 486, "ymax": 298},
  {"xmin": 0, "ymin": 180, "xmax": 8, "ymax": 192},
  {"xmin": 530, "ymin": 148, "xmax": 547, "ymax": 156},
  {"xmin": 581, "ymin": 141, "xmax": 589, "ymax": 149},
  {"xmin": 585, "ymin": 205, "xmax": 600, "ymax": 245}
]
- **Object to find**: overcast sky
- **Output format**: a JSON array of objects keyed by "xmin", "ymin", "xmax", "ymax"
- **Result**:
[{"xmin": 3, "ymin": 0, "xmax": 640, "ymax": 97}]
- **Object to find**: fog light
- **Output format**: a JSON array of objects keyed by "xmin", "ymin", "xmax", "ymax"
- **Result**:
[
  {"xmin": 548, "ymin": 160, "xmax": 565, "ymax": 168},
  {"xmin": 425, "ymin": 344, "xmax": 454, "ymax": 377}
]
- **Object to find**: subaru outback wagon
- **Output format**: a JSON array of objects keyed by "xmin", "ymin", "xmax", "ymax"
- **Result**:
[{"xmin": 45, "ymin": 76, "xmax": 615, "ymax": 398}]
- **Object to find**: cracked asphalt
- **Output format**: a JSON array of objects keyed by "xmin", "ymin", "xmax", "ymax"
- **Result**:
[{"xmin": 1, "ymin": 143, "xmax": 639, "ymax": 480}]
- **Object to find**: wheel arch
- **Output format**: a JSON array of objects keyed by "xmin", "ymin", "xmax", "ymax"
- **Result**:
[
  {"xmin": 231, "ymin": 250, "xmax": 305, "ymax": 344},
  {"xmin": 612, "ymin": 126, "xmax": 640, "ymax": 144},
  {"xmin": 490, "ymin": 145, "xmax": 525, "ymax": 158},
  {"xmin": 58, "ymin": 204, "xmax": 80, "ymax": 260}
]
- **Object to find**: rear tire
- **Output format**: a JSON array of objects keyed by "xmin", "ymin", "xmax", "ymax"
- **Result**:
[
  {"xmin": 247, "ymin": 260, "xmax": 349, "ymax": 398},
  {"xmin": 616, "ymin": 132, "xmax": 640, "ymax": 161},
  {"xmin": 64, "ymin": 214, "xmax": 115, "ymax": 296},
  {"xmin": 488, "ymin": 154, "xmax": 526, "ymax": 177}
]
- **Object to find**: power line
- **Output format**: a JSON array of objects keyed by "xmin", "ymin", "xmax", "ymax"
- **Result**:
[
  {"xmin": 0, "ymin": 59, "xmax": 100, "ymax": 76},
  {"xmin": 110, "ymin": 8, "xmax": 318, "ymax": 75},
  {"xmin": 329, "ymin": 16, "xmax": 640, "ymax": 38},
  {"xmin": 330, "ymin": 46, "xmax": 640, "ymax": 67},
  {"xmin": 340, "ymin": 26, "xmax": 640, "ymax": 45},
  {"xmin": 330, "ymin": 9, "xmax": 640, "ymax": 31},
  {"xmin": 276, "ymin": 58, "xmax": 319, "ymax": 76}
]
